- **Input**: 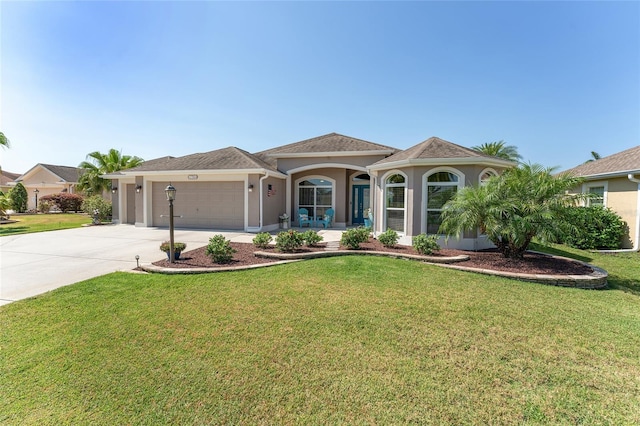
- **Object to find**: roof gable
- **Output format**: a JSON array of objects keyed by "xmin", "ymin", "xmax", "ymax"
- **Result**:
[
  {"xmin": 561, "ymin": 145, "xmax": 640, "ymax": 178},
  {"xmin": 1, "ymin": 170, "xmax": 21, "ymax": 186},
  {"xmin": 17, "ymin": 163, "xmax": 82, "ymax": 183},
  {"xmin": 256, "ymin": 133, "xmax": 397, "ymax": 157}
]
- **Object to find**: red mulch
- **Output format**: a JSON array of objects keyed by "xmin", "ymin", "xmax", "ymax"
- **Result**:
[{"xmin": 151, "ymin": 239, "xmax": 593, "ymax": 276}]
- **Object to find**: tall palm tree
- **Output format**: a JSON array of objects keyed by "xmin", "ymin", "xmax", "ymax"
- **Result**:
[
  {"xmin": 78, "ymin": 149, "xmax": 144, "ymax": 195},
  {"xmin": 472, "ymin": 140, "xmax": 522, "ymax": 162},
  {"xmin": 584, "ymin": 151, "xmax": 601, "ymax": 163},
  {"xmin": 0, "ymin": 131, "xmax": 10, "ymax": 149}
]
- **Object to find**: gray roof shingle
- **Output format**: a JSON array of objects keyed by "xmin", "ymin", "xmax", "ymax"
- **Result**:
[
  {"xmin": 1, "ymin": 170, "xmax": 21, "ymax": 186},
  {"xmin": 256, "ymin": 133, "xmax": 397, "ymax": 156},
  {"xmin": 37, "ymin": 164, "xmax": 83, "ymax": 182},
  {"xmin": 561, "ymin": 145, "xmax": 640, "ymax": 177}
]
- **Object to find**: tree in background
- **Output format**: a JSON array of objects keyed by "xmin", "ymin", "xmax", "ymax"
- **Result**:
[
  {"xmin": 78, "ymin": 149, "xmax": 144, "ymax": 195},
  {"xmin": 472, "ymin": 140, "xmax": 522, "ymax": 162},
  {"xmin": 0, "ymin": 191, "xmax": 12, "ymax": 219},
  {"xmin": 584, "ymin": 151, "xmax": 601, "ymax": 163},
  {"xmin": 9, "ymin": 182, "xmax": 28, "ymax": 213},
  {"xmin": 439, "ymin": 163, "xmax": 586, "ymax": 259},
  {"xmin": 0, "ymin": 131, "xmax": 10, "ymax": 149}
]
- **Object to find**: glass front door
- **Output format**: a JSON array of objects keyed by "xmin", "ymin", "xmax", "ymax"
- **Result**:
[{"xmin": 352, "ymin": 185, "xmax": 370, "ymax": 225}]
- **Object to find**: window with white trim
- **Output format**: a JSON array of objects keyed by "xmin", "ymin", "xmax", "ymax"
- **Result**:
[
  {"xmin": 298, "ymin": 178, "xmax": 333, "ymax": 220},
  {"xmin": 385, "ymin": 173, "xmax": 406, "ymax": 233},
  {"xmin": 426, "ymin": 171, "xmax": 461, "ymax": 234},
  {"xmin": 587, "ymin": 186, "xmax": 605, "ymax": 207},
  {"xmin": 479, "ymin": 169, "xmax": 497, "ymax": 185}
]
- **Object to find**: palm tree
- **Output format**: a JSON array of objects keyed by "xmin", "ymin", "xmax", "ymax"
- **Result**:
[
  {"xmin": 439, "ymin": 163, "xmax": 586, "ymax": 259},
  {"xmin": 584, "ymin": 151, "xmax": 601, "ymax": 163},
  {"xmin": 472, "ymin": 140, "xmax": 522, "ymax": 162},
  {"xmin": 0, "ymin": 131, "xmax": 10, "ymax": 149},
  {"xmin": 78, "ymin": 149, "xmax": 144, "ymax": 195}
]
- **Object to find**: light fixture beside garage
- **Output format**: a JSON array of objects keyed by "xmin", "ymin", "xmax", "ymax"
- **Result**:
[
  {"xmin": 248, "ymin": 184, "xmax": 254, "ymax": 192},
  {"xmin": 111, "ymin": 187, "xmax": 118, "ymax": 194},
  {"xmin": 135, "ymin": 185, "xmax": 143, "ymax": 193}
]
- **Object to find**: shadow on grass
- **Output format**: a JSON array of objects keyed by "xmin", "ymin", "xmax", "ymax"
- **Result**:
[
  {"xmin": 606, "ymin": 275, "xmax": 640, "ymax": 295},
  {"xmin": 529, "ymin": 243, "xmax": 593, "ymax": 263},
  {"xmin": 0, "ymin": 226, "xmax": 29, "ymax": 236}
]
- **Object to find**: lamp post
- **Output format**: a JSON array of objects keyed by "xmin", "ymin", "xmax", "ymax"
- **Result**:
[
  {"xmin": 164, "ymin": 183, "xmax": 177, "ymax": 263},
  {"xmin": 34, "ymin": 189, "xmax": 39, "ymax": 212}
]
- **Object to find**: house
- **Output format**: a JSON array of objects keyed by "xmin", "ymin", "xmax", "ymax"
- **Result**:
[
  {"xmin": 562, "ymin": 145, "xmax": 640, "ymax": 250},
  {"xmin": 1, "ymin": 170, "xmax": 21, "ymax": 194},
  {"xmin": 12, "ymin": 164, "xmax": 83, "ymax": 210},
  {"xmin": 105, "ymin": 133, "xmax": 514, "ymax": 249}
]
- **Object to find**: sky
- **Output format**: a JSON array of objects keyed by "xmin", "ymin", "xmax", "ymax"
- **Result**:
[{"xmin": 1, "ymin": 1, "xmax": 639, "ymax": 174}]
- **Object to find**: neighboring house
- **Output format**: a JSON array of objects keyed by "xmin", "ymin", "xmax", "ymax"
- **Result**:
[
  {"xmin": 562, "ymin": 145, "xmax": 640, "ymax": 250},
  {"xmin": 105, "ymin": 133, "xmax": 514, "ymax": 249},
  {"xmin": 1, "ymin": 170, "xmax": 21, "ymax": 193},
  {"xmin": 12, "ymin": 164, "xmax": 83, "ymax": 210}
]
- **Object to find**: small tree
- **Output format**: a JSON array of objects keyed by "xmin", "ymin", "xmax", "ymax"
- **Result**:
[
  {"xmin": 0, "ymin": 192, "xmax": 12, "ymax": 219},
  {"xmin": 9, "ymin": 182, "xmax": 28, "ymax": 213},
  {"xmin": 440, "ymin": 163, "xmax": 586, "ymax": 259},
  {"xmin": 81, "ymin": 195, "xmax": 112, "ymax": 221}
]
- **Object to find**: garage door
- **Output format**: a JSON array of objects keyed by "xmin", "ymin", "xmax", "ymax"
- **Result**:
[{"xmin": 152, "ymin": 181, "xmax": 244, "ymax": 230}]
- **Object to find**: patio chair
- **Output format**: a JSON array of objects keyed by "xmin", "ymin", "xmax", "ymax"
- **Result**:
[
  {"xmin": 298, "ymin": 208, "xmax": 313, "ymax": 228},
  {"xmin": 316, "ymin": 208, "xmax": 334, "ymax": 228}
]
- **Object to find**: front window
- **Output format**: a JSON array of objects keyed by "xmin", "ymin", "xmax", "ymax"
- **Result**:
[
  {"xmin": 426, "ymin": 171, "xmax": 460, "ymax": 234},
  {"xmin": 587, "ymin": 186, "xmax": 605, "ymax": 207},
  {"xmin": 385, "ymin": 173, "xmax": 406, "ymax": 233},
  {"xmin": 298, "ymin": 178, "xmax": 333, "ymax": 221}
]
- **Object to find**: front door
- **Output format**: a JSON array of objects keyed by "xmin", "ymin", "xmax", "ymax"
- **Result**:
[{"xmin": 352, "ymin": 185, "xmax": 370, "ymax": 225}]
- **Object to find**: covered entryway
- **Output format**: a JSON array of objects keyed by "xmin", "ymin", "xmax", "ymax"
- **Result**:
[{"xmin": 151, "ymin": 181, "xmax": 245, "ymax": 230}]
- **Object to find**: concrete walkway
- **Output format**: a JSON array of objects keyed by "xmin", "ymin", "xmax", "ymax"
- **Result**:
[{"xmin": 0, "ymin": 225, "xmax": 344, "ymax": 306}]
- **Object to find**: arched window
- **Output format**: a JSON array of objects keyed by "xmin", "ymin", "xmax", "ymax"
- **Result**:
[
  {"xmin": 479, "ymin": 168, "xmax": 498, "ymax": 185},
  {"xmin": 385, "ymin": 173, "xmax": 406, "ymax": 233},
  {"xmin": 297, "ymin": 177, "xmax": 333, "ymax": 221},
  {"xmin": 425, "ymin": 170, "xmax": 462, "ymax": 234}
]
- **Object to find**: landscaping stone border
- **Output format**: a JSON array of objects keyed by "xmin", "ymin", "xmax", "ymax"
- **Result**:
[{"xmin": 140, "ymin": 250, "xmax": 608, "ymax": 289}]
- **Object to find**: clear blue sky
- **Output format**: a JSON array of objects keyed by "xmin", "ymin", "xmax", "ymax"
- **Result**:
[{"xmin": 1, "ymin": 1, "xmax": 638, "ymax": 174}]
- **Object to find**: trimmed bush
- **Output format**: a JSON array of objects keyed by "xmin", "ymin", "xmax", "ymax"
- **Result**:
[
  {"xmin": 340, "ymin": 227, "xmax": 370, "ymax": 250},
  {"xmin": 159, "ymin": 241, "xmax": 187, "ymax": 253},
  {"xmin": 252, "ymin": 232, "xmax": 273, "ymax": 249},
  {"xmin": 275, "ymin": 230, "xmax": 304, "ymax": 252},
  {"xmin": 302, "ymin": 230, "xmax": 323, "ymax": 247},
  {"xmin": 561, "ymin": 206, "xmax": 626, "ymax": 250},
  {"xmin": 206, "ymin": 235, "xmax": 236, "ymax": 264},
  {"xmin": 40, "ymin": 193, "xmax": 84, "ymax": 213},
  {"xmin": 9, "ymin": 182, "xmax": 28, "ymax": 213},
  {"xmin": 413, "ymin": 234, "xmax": 440, "ymax": 255},
  {"xmin": 81, "ymin": 196, "xmax": 112, "ymax": 221},
  {"xmin": 378, "ymin": 229, "xmax": 399, "ymax": 247}
]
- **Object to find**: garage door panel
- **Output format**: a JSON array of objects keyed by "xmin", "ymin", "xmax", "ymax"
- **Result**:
[{"xmin": 152, "ymin": 181, "xmax": 244, "ymax": 229}]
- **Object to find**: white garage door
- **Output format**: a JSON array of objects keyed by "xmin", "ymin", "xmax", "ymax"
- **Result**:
[{"xmin": 152, "ymin": 181, "xmax": 244, "ymax": 230}]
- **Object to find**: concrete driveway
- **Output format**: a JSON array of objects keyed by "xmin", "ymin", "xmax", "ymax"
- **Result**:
[{"xmin": 0, "ymin": 225, "xmax": 252, "ymax": 306}]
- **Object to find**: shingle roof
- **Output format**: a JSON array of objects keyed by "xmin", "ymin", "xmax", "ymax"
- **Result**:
[
  {"xmin": 561, "ymin": 145, "xmax": 640, "ymax": 177},
  {"xmin": 256, "ymin": 133, "xmax": 397, "ymax": 156},
  {"xmin": 35, "ymin": 164, "xmax": 83, "ymax": 182},
  {"xmin": 371, "ymin": 136, "xmax": 510, "ymax": 167},
  {"xmin": 126, "ymin": 147, "xmax": 279, "ymax": 172},
  {"xmin": 1, "ymin": 170, "xmax": 21, "ymax": 186}
]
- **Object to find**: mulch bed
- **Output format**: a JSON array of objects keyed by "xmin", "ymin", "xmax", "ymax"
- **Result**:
[{"xmin": 151, "ymin": 239, "xmax": 593, "ymax": 276}]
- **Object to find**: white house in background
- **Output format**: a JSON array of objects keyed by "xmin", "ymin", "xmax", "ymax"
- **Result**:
[
  {"xmin": 12, "ymin": 164, "xmax": 82, "ymax": 210},
  {"xmin": 105, "ymin": 133, "xmax": 514, "ymax": 249}
]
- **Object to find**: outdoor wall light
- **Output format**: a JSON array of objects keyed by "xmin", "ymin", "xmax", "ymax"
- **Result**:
[
  {"xmin": 135, "ymin": 185, "xmax": 143, "ymax": 193},
  {"xmin": 248, "ymin": 184, "xmax": 254, "ymax": 192},
  {"xmin": 111, "ymin": 187, "xmax": 118, "ymax": 194}
]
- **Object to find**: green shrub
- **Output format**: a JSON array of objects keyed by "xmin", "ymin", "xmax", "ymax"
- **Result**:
[
  {"xmin": 252, "ymin": 232, "xmax": 273, "ymax": 249},
  {"xmin": 275, "ymin": 230, "xmax": 304, "ymax": 252},
  {"xmin": 9, "ymin": 182, "xmax": 28, "ymax": 213},
  {"xmin": 561, "ymin": 206, "xmax": 626, "ymax": 250},
  {"xmin": 159, "ymin": 241, "xmax": 187, "ymax": 253},
  {"xmin": 302, "ymin": 230, "xmax": 323, "ymax": 247},
  {"xmin": 413, "ymin": 234, "xmax": 440, "ymax": 255},
  {"xmin": 340, "ymin": 226, "xmax": 370, "ymax": 250},
  {"xmin": 81, "ymin": 196, "xmax": 112, "ymax": 221},
  {"xmin": 378, "ymin": 229, "xmax": 399, "ymax": 247},
  {"xmin": 205, "ymin": 235, "xmax": 236, "ymax": 264}
]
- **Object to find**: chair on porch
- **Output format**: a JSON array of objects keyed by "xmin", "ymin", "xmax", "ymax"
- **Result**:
[
  {"xmin": 316, "ymin": 208, "xmax": 334, "ymax": 228},
  {"xmin": 298, "ymin": 208, "xmax": 313, "ymax": 228}
]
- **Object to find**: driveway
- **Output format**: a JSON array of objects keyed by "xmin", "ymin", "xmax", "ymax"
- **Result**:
[
  {"xmin": 0, "ymin": 225, "xmax": 345, "ymax": 306},
  {"xmin": 0, "ymin": 225, "xmax": 250, "ymax": 306}
]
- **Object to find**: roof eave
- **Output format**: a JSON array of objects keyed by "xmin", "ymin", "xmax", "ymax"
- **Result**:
[
  {"xmin": 104, "ymin": 168, "xmax": 287, "ymax": 179},
  {"xmin": 368, "ymin": 157, "xmax": 516, "ymax": 171},
  {"xmin": 571, "ymin": 169, "xmax": 640, "ymax": 180}
]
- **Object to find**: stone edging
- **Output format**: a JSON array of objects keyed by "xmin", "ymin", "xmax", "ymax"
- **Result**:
[{"xmin": 139, "ymin": 249, "xmax": 608, "ymax": 289}]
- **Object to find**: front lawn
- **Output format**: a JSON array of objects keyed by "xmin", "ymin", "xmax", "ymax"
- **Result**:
[
  {"xmin": 2, "ymin": 256, "xmax": 639, "ymax": 424},
  {"xmin": 0, "ymin": 213, "xmax": 92, "ymax": 236}
]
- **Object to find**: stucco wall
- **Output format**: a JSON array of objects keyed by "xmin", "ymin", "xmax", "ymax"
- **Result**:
[
  {"xmin": 276, "ymin": 154, "xmax": 388, "ymax": 174},
  {"xmin": 291, "ymin": 168, "xmax": 348, "ymax": 224},
  {"xmin": 262, "ymin": 177, "xmax": 286, "ymax": 229},
  {"xmin": 607, "ymin": 177, "xmax": 638, "ymax": 249}
]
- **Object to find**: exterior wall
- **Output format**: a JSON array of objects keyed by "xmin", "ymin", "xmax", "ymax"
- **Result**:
[
  {"xmin": 135, "ymin": 176, "xmax": 144, "ymax": 225},
  {"xmin": 276, "ymin": 154, "xmax": 389, "ymax": 174},
  {"xmin": 111, "ymin": 179, "xmax": 120, "ymax": 222},
  {"xmin": 247, "ymin": 173, "xmax": 261, "ymax": 229},
  {"xmin": 605, "ymin": 177, "xmax": 637, "ymax": 249},
  {"xmin": 262, "ymin": 176, "xmax": 286, "ymax": 231},
  {"xmin": 290, "ymin": 167, "xmax": 348, "ymax": 225}
]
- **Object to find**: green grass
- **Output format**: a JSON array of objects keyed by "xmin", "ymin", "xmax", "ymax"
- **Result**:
[
  {"xmin": 0, "ymin": 213, "xmax": 91, "ymax": 236},
  {"xmin": 2, "ymin": 256, "xmax": 640, "ymax": 424}
]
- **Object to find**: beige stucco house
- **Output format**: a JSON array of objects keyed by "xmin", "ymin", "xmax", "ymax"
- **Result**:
[
  {"xmin": 562, "ymin": 145, "xmax": 640, "ymax": 250},
  {"xmin": 106, "ymin": 133, "xmax": 514, "ymax": 248},
  {"xmin": 12, "ymin": 164, "xmax": 82, "ymax": 210}
]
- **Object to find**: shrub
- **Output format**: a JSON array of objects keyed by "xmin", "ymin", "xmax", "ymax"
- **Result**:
[
  {"xmin": 81, "ymin": 196, "xmax": 112, "ymax": 221},
  {"xmin": 159, "ymin": 241, "xmax": 187, "ymax": 252},
  {"xmin": 39, "ymin": 193, "xmax": 84, "ymax": 212},
  {"xmin": 206, "ymin": 235, "xmax": 236, "ymax": 264},
  {"xmin": 275, "ymin": 230, "xmax": 304, "ymax": 252},
  {"xmin": 9, "ymin": 182, "xmax": 27, "ymax": 213},
  {"xmin": 340, "ymin": 226, "xmax": 370, "ymax": 250},
  {"xmin": 302, "ymin": 230, "xmax": 323, "ymax": 247},
  {"xmin": 378, "ymin": 229, "xmax": 399, "ymax": 247},
  {"xmin": 561, "ymin": 206, "xmax": 626, "ymax": 250},
  {"xmin": 413, "ymin": 234, "xmax": 440, "ymax": 255},
  {"xmin": 252, "ymin": 232, "xmax": 273, "ymax": 249},
  {"xmin": 38, "ymin": 200, "xmax": 51, "ymax": 213}
]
